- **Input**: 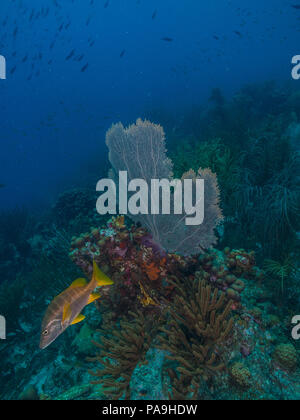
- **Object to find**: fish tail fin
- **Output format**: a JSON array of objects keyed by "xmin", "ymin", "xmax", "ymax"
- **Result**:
[{"xmin": 92, "ymin": 260, "xmax": 114, "ymax": 287}]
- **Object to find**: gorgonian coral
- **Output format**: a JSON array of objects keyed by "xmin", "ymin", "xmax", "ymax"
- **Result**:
[
  {"xmin": 105, "ymin": 119, "xmax": 223, "ymax": 256},
  {"xmin": 157, "ymin": 277, "xmax": 234, "ymax": 399},
  {"xmin": 87, "ymin": 310, "xmax": 159, "ymax": 400}
]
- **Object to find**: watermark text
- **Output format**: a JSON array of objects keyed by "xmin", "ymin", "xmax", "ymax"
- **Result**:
[
  {"xmin": 0, "ymin": 315, "xmax": 6, "ymax": 340},
  {"xmin": 292, "ymin": 55, "xmax": 300, "ymax": 80},
  {"xmin": 0, "ymin": 55, "xmax": 6, "ymax": 79},
  {"xmin": 96, "ymin": 171, "xmax": 205, "ymax": 226}
]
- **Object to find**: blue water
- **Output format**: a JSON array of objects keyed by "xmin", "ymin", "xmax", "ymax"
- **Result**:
[{"xmin": 0, "ymin": 0, "xmax": 299, "ymax": 209}]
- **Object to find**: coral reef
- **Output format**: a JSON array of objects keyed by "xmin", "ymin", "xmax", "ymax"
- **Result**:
[
  {"xmin": 195, "ymin": 247, "xmax": 262, "ymax": 304},
  {"xmin": 69, "ymin": 216, "xmax": 192, "ymax": 318},
  {"xmin": 0, "ymin": 276, "xmax": 25, "ymax": 332},
  {"xmin": 51, "ymin": 188, "xmax": 107, "ymax": 234},
  {"xmin": 0, "ymin": 81, "xmax": 299, "ymax": 401},
  {"xmin": 0, "ymin": 207, "xmax": 34, "ymax": 282},
  {"xmin": 168, "ymin": 83, "xmax": 300, "ymax": 265},
  {"xmin": 54, "ymin": 385, "xmax": 92, "ymax": 400}
]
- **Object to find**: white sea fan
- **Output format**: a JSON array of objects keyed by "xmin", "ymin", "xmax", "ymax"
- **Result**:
[{"xmin": 105, "ymin": 119, "xmax": 223, "ymax": 256}]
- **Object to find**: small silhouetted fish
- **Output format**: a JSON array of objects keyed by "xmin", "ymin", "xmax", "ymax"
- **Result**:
[
  {"xmin": 81, "ymin": 63, "xmax": 88, "ymax": 72},
  {"xmin": 0, "ymin": 184, "xmax": 5, "ymax": 188},
  {"xmin": 22, "ymin": 55, "xmax": 28, "ymax": 62},
  {"xmin": 291, "ymin": 4, "xmax": 300, "ymax": 9},
  {"xmin": 66, "ymin": 49, "xmax": 75, "ymax": 60},
  {"xmin": 104, "ymin": 0, "xmax": 109, "ymax": 8},
  {"xmin": 120, "ymin": 49, "xmax": 125, "ymax": 58},
  {"xmin": 10, "ymin": 65, "xmax": 16, "ymax": 74},
  {"xmin": 234, "ymin": 30, "xmax": 242, "ymax": 37},
  {"xmin": 152, "ymin": 9, "xmax": 157, "ymax": 19},
  {"xmin": 161, "ymin": 37, "xmax": 173, "ymax": 42},
  {"xmin": 213, "ymin": 35, "xmax": 220, "ymax": 40}
]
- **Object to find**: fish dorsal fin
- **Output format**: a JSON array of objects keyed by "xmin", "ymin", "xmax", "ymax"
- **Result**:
[
  {"xmin": 69, "ymin": 278, "xmax": 87, "ymax": 289},
  {"xmin": 71, "ymin": 314, "xmax": 85, "ymax": 325},
  {"xmin": 62, "ymin": 303, "xmax": 72, "ymax": 323},
  {"xmin": 87, "ymin": 292, "xmax": 101, "ymax": 305},
  {"xmin": 93, "ymin": 261, "xmax": 114, "ymax": 287}
]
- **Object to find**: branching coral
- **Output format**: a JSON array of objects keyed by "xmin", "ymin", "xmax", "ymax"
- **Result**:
[
  {"xmin": 87, "ymin": 310, "xmax": 159, "ymax": 400},
  {"xmin": 157, "ymin": 276, "xmax": 233, "ymax": 399},
  {"xmin": 105, "ymin": 119, "xmax": 223, "ymax": 256}
]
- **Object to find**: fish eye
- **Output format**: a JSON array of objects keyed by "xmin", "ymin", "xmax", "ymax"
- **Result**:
[{"xmin": 42, "ymin": 329, "xmax": 49, "ymax": 336}]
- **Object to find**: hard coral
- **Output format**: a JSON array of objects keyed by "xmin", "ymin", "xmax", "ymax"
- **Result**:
[
  {"xmin": 273, "ymin": 343, "xmax": 298, "ymax": 371},
  {"xmin": 230, "ymin": 363, "xmax": 252, "ymax": 389},
  {"xmin": 196, "ymin": 247, "xmax": 260, "ymax": 305}
]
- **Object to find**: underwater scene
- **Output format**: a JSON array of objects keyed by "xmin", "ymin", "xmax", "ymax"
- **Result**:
[{"xmin": 0, "ymin": 0, "xmax": 300, "ymax": 403}]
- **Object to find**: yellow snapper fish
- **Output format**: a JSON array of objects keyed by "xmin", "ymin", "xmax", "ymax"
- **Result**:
[{"xmin": 40, "ymin": 261, "xmax": 114, "ymax": 349}]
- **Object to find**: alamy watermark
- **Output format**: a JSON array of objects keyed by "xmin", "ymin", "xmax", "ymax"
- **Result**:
[
  {"xmin": 0, "ymin": 315, "xmax": 6, "ymax": 340},
  {"xmin": 291, "ymin": 316, "xmax": 300, "ymax": 340},
  {"xmin": 96, "ymin": 171, "xmax": 205, "ymax": 226},
  {"xmin": 0, "ymin": 55, "xmax": 6, "ymax": 79},
  {"xmin": 292, "ymin": 55, "xmax": 300, "ymax": 80}
]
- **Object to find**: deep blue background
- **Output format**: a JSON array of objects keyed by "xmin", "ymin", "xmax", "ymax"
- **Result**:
[{"xmin": 0, "ymin": 0, "xmax": 299, "ymax": 209}]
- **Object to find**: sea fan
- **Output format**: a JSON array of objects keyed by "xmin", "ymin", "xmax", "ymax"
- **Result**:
[{"xmin": 105, "ymin": 119, "xmax": 223, "ymax": 256}]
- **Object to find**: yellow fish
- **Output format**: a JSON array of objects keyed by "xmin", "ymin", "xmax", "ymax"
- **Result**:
[{"xmin": 39, "ymin": 261, "xmax": 113, "ymax": 349}]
